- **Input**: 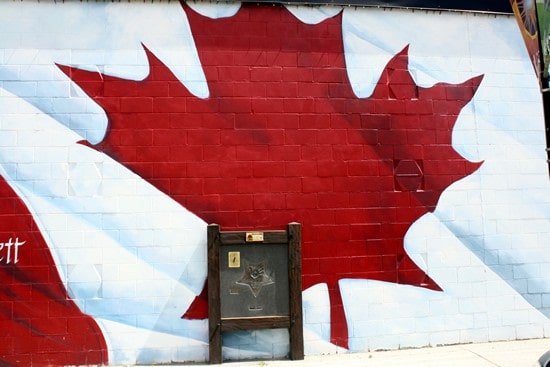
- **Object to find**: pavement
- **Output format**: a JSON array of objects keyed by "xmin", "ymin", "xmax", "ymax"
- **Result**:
[{"xmin": 204, "ymin": 338, "xmax": 550, "ymax": 367}]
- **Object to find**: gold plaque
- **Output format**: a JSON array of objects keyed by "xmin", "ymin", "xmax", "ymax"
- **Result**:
[
  {"xmin": 228, "ymin": 251, "xmax": 240, "ymax": 268},
  {"xmin": 245, "ymin": 232, "xmax": 264, "ymax": 242}
]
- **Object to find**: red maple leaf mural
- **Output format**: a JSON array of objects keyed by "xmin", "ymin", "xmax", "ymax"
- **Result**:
[{"xmin": 58, "ymin": 3, "xmax": 483, "ymax": 349}]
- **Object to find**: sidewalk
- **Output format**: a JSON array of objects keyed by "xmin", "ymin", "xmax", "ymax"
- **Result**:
[{"xmin": 215, "ymin": 338, "xmax": 550, "ymax": 367}]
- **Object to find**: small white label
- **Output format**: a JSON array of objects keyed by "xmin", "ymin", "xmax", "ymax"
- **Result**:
[
  {"xmin": 228, "ymin": 251, "xmax": 240, "ymax": 268},
  {"xmin": 245, "ymin": 232, "xmax": 264, "ymax": 242}
]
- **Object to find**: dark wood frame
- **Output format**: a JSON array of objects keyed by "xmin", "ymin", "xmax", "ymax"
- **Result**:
[{"xmin": 207, "ymin": 222, "xmax": 303, "ymax": 364}]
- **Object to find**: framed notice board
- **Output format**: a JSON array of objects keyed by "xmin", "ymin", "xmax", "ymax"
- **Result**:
[{"xmin": 207, "ymin": 222, "xmax": 303, "ymax": 364}]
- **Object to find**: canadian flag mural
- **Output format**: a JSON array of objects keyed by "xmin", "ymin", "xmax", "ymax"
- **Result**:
[{"xmin": 0, "ymin": 1, "xmax": 549, "ymax": 366}]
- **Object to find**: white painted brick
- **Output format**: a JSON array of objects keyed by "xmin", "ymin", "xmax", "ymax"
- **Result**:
[
  {"xmin": 431, "ymin": 249, "xmax": 472, "ymax": 268},
  {"xmin": 137, "ymin": 280, "xmax": 172, "ymax": 297},
  {"xmin": 51, "ymin": 95, "xmax": 89, "ymax": 113},
  {"xmin": 71, "ymin": 49, "xmax": 106, "ymax": 65},
  {"xmin": 81, "ymin": 228, "xmax": 119, "ymax": 248},
  {"xmin": 429, "ymin": 268, "xmax": 458, "ymax": 285},
  {"xmin": 501, "ymin": 249, "xmax": 547, "ymax": 265},
  {"xmin": 488, "ymin": 265, "xmax": 513, "ymax": 280},
  {"xmin": 68, "ymin": 112, "xmax": 107, "ymax": 134},
  {"xmin": 479, "ymin": 175, "xmax": 510, "ymax": 191},
  {"xmin": 184, "ymin": 261, "xmax": 207, "ymax": 279},
  {"xmin": 22, "ymin": 64, "xmax": 56, "ymax": 81},
  {"xmin": 486, "ymin": 295, "xmax": 516, "ymax": 312},
  {"xmin": 429, "ymin": 298, "xmax": 459, "ymax": 315},
  {"xmin": 118, "ymin": 196, "xmax": 153, "ymax": 214},
  {"xmin": 415, "ymin": 316, "xmax": 448, "ymax": 333},
  {"xmin": 509, "ymin": 279, "xmax": 529, "ymax": 294},
  {"xmin": 3, "ymin": 49, "xmax": 38, "ymax": 65},
  {"xmin": 474, "ymin": 85, "xmax": 502, "ymax": 101},
  {"xmin": 489, "ymin": 72, "xmax": 536, "ymax": 89},
  {"xmin": 494, "ymin": 59, "xmax": 532, "ymax": 75},
  {"xmin": 473, "ymin": 313, "xmax": 489, "ymax": 328},
  {"xmin": 399, "ymin": 333, "xmax": 430, "ymax": 349},
  {"xmin": 368, "ymin": 335, "xmax": 400, "ymax": 351},
  {"xmin": 518, "ymin": 159, "xmax": 545, "ymax": 175},
  {"xmin": 43, "ymin": 50, "xmax": 72, "ymax": 65},
  {"xmin": 352, "ymin": 320, "xmax": 385, "ymax": 338},
  {"xmin": 98, "ymin": 178, "xmax": 137, "ymax": 196},
  {"xmin": 101, "ymin": 264, "xmax": 119, "ymax": 281},
  {"xmin": 153, "ymin": 231, "xmax": 198, "ymax": 250},
  {"xmin": 65, "ymin": 248, "xmax": 103, "ymax": 265},
  {"xmin": 304, "ymin": 321, "xmax": 323, "ymax": 337},
  {"xmin": 320, "ymin": 323, "xmax": 332, "ymax": 343},
  {"xmin": 136, "ymin": 314, "xmax": 160, "ymax": 330},
  {"xmin": 108, "ymin": 347, "xmax": 138, "ymax": 365},
  {"xmin": 500, "ymin": 85, "xmax": 540, "ymax": 102},
  {"xmin": 121, "ymin": 297, "xmax": 158, "ymax": 316},
  {"xmin": 102, "ymin": 280, "xmax": 137, "ymax": 298},
  {"xmin": 471, "ymin": 282, "xmax": 488, "ymax": 298},
  {"xmin": 159, "ymin": 263, "xmax": 187, "ymax": 281},
  {"xmin": 460, "ymin": 328, "xmax": 489, "ymax": 344},
  {"xmin": 430, "ymin": 331, "xmax": 460, "ymax": 346},
  {"xmin": 483, "ymin": 234, "xmax": 513, "ymax": 249},
  {"xmin": 114, "ymin": 264, "xmax": 142, "ymax": 281},
  {"xmin": 488, "ymin": 326, "xmax": 516, "ymax": 341},
  {"xmin": 483, "ymin": 250, "xmax": 500, "ymax": 266},
  {"xmin": 449, "ymin": 282, "xmax": 473, "ymax": 299},
  {"xmin": 3, "ymin": 81, "xmax": 36, "ymax": 97},
  {"xmin": 47, "ymin": 230, "xmax": 83, "ymax": 251},
  {"xmin": 121, "ymin": 230, "xmax": 155, "ymax": 248},
  {"xmin": 138, "ymin": 246, "xmax": 171, "ymax": 262},
  {"xmin": 514, "ymin": 263, "xmax": 541, "ymax": 278},
  {"xmin": 516, "ymin": 324, "xmax": 544, "ymax": 339},
  {"xmin": 508, "ymin": 173, "xmax": 550, "ymax": 189},
  {"xmin": 501, "ymin": 310, "xmax": 529, "ymax": 326},
  {"xmin": 500, "ymin": 114, "xmax": 544, "ymax": 132},
  {"xmin": 106, "ymin": 49, "xmax": 142, "ymax": 66},
  {"xmin": 480, "ymin": 189, "xmax": 505, "ymax": 204},
  {"xmin": 347, "ymin": 337, "xmax": 368, "ymax": 352},
  {"xmin": 66, "ymin": 144, "xmax": 103, "ymax": 164},
  {"xmin": 459, "ymin": 297, "xmax": 487, "ymax": 314},
  {"xmin": 467, "ymin": 190, "xmax": 482, "ymax": 204},
  {"xmin": 457, "ymin": 266, "xmax": 487, "ymax": 282},
  {"xmin": 101, "ymin": 245, "xmax": 138, "ymax": 264},
  {"xmin": 528, "ymin": 278, "xmax": 550, "ymax": 293},
  {"xmin": 0, "ymin": 130, "xmax": 17, "ymax": 147},
  {"xmin": 386, "ymin": 318, "xmax": 418, "ymax": 336},
  {"xmin": 36, "ymin": 212, "xmax": 68, "ymax": 231},
  {"xmin": 36, "ymin": 80, "xmax": 71, "ymax": 97},
  {"xmin": 84, "ymin": 298, "xmax": 123, "ymax": 316},
  {"xmin": 485, "ymin": 280, "xmax": 513, "ymax": 297},
  {"xmin": 518, "ymin": 220, "xmax": 550, "ymax": 234},
  {"xmin": 0, "ymin": 97, "xmax": 28, "ymax": 113},
  {"xmin": 33, "ymin": 148, "xmax": 69, "ymax": 163},
  {"xmin": 446, "ymin": 314, "xmax": 475, "ymax": 330},
  {"xmin": 371, "ymin": 302, "xmax": 429, "ymax": 319},
  {"xmin": 101, "ymin": 213, "xmax": 137, "ymax": 230}
]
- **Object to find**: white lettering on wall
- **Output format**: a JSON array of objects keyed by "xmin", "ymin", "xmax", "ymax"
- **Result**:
[{"xmin": 0, "ymin": 238, "xmax": 25, "ymax": 264}]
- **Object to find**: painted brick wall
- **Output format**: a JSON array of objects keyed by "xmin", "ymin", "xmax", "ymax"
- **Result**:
[{"xmin": 0, "ymin": 1, "xmax": 549, "ymax": 365}]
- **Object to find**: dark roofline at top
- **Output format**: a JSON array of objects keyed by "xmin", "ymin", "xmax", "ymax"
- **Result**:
[{"xmin": 236, "ymin": 0, "xmax": 513, "ymax": 14}]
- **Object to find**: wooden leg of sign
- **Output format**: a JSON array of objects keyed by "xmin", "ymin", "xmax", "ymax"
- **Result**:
[
  {"xmin": 288, "ymin": 222, "xmax": 304, "ymax": 360},
  {"xmin": 208, "ymin": 224, "xmax": 222, "ymax": 364}
]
